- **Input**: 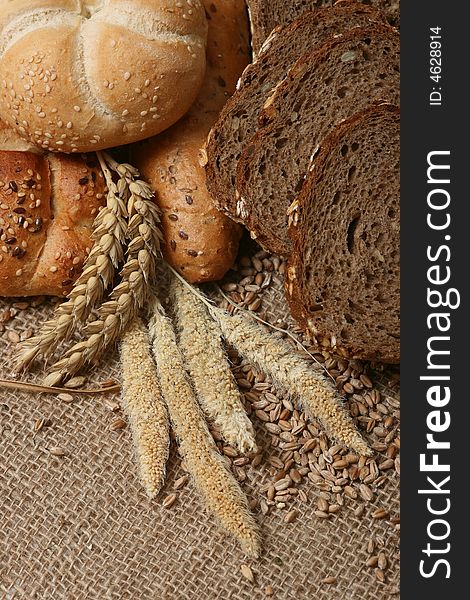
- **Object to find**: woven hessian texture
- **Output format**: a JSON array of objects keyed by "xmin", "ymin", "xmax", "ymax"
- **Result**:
[{"xmin": 0, "ymin": 264, "xmax": 400, "ymax": 600}]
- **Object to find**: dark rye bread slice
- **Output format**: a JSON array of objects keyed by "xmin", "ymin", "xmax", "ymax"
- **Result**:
[
  {"xmin": 205, "ymin": 3, "xmax": 387, "ymax": 217},
  {"xmin": 286, "ymin": 104, "xmax": 400, "ymax": 363},
  {"xmin": 247, "ymin": 0, "xmax": 400, "ymax": 55},
  {"xmin": 236, "ymin": 24, "xmax": 400, "ymax": 256}
]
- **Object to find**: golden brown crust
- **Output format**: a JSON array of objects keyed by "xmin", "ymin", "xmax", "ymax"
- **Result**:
[
  {"xmin": 132, "ymin": 0, "xmax": 248, "ymax": 283},
  {"xmin": 0, "ymin": 151, "xmax": 106, "ymax": 296},
  {"xmin": 0, "ymin": 0, "xmax": 208, "ymax": 153}
]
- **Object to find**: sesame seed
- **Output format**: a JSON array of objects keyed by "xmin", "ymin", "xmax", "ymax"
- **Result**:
[
  {"xmin": 73, "ymin": 105, "xmax": 81, "ymax": 112},
  {"xmin": 124, "ymin": 72, "xmax": 131, "ymax": 80}
]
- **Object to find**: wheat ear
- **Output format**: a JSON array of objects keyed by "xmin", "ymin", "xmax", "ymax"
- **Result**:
[
  {"xmin": 120, "ymin": 317, "xmax": 169, "ymax": 497},
  {"xmin": 148, "ymin": 295, "xmax": 260, "ymax": 557},
  {"xmin": 16, "ymin": 154, "xmax": 128, "ymax": 370},
  {"xmin": 170, "ymin": 275, "xmax": 256, "ymax": 453},
  {"xmin": 44, "ymin": 158, "xmax": 163, "ymax": 386},
  {"xmin": 209, "ymin": 307, "xmax": 371, "ymax": 456}
]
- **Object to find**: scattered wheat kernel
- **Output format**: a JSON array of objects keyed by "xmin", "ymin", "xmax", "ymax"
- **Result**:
[
  {"xmin": 57, "ymin": 393, "xmax": 74, "ymax": 403},
  {"xmin": 162, "ymin": 494, "xmax": 177, "ymax": 508},
  {"xmin": 110, "ymin": 418, "xmax": 127, "ymax": 431},
  {"xmin": 49, "ymin": 446, "xmax": 66, "ymax": 457},
  {"xmin": 240, "ymin": 565, "xmax": 255, "ymax": 583}
]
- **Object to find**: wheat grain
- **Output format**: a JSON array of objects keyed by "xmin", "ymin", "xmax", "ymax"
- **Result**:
[
  {"xmin": 148, "ymin": 296, "xmax": 260, "ymax": 557},
  {"xmin": 46, "ymin": 165, "xmax": 162, "ymax": 383},
  {"xmin": 209, "ymin": 307, "xmax": 370, "ymax": 456},
  {"xmin": 170, "ymin": 275, "xmax": 256, "ymax": 453},
  {"xmin": 120, "ymin": 318, "xmax": 169, "ymax": 497},
  {"xmin": 15, "ymin": 155, "xmax": 128, "ymax": 370}
]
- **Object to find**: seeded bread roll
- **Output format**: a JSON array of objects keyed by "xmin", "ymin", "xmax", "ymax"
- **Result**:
[
  {"xmin": 205, "ymin": 3, "xmax": 386, "ymax": 220},
  {"xmin": 0, "ymin": 117, "xmax": 40, "ymax": 153},
  {"xmin": 236, "ymin": 24, "xmax": 400, "ymax": 255},
  {"xmin": 247, "ymin": 0, "xmax": 400, "ymax": 55},
  {"xmin": 286, "ymin": 105, "xmax": 400, "ymax": 363},
  {"xmin": 0, "ymin": 145, "xmax": 106, "ymax": 297},
  {"xmin": 132, "ymin": 0, "xmax": 248, "ymax": 283},
  {"xmin": 0, "ymin": 0, "xmax": 208, "ymax": 153}
]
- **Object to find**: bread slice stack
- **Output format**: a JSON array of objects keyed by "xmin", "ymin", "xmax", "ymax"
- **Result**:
[
  {"xmin": 236, "ymin": 25, "xmax": 400, "ymax": 255},
  {"xmin": 205, "ymin": 2, "xmax": 388, "ymax": 221},
  {"xmin": 205, "ymin": 1, "xmax": 400, "ymax": 363}
]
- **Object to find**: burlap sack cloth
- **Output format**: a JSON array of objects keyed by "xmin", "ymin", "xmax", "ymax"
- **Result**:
[{"xmin": 0, "ymin": 257, "xmax": 399, "ymax": 599}]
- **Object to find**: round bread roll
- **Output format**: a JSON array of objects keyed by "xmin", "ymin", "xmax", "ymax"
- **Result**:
[
  {"xmin": 0, "ymin": 0, "xmax": 208, "ymax": 153},
  {"xmin": 0, "ymin": 114, "xmax": 39, "ymax": 152},
  {"xmin": 0, "ymin": 148, "xmax": 106, "ymax": 297}
]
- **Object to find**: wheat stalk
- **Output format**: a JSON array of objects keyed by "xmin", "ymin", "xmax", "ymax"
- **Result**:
[
  {"xmin": 0, "ymin": 378, "xmax": 119, "ymax": 395},
  {"xmin": 16, "ymin": 153, "xmax": 129, "ymax": 371},
  {"xmin": 148, "ymin": 295, "xmax": 260, "ymax": 557},
  {"xmin": 208, "ymin": 307, "xmax": 370, "ymax": 456},
  {"xmin": 170, "ymin": 275, "xmax": 256, "ymax": 453},
  {"xmin": 120, "ymin": 317, "xmax": 169, "ymax": 497},
  {"xmin": 43, "ymin": 156, "xmax": 163, "ymax": 386}
]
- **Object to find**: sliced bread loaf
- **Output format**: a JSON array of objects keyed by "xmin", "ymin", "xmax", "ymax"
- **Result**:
[
  {"xmin": 286, "ymin": 104, "xmax": 400, "ymax": 363},
  {"xmin": 247, "ymin": 0, "xmax": 400, "ymax": 55},
  {"xmin": 236, "ymin": 24, "xmax": 400, "ymax": 255},
  {"xmin": 205, "ymin": 3, "xmax": 387, "ymax": 217}
]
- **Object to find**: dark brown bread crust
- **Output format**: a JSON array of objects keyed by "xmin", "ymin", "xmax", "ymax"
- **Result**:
[
  {"xmin": 236, "ymin": 24, "xmax": 399, "ymax": 256},
  {"xmin": 286, "ymin": 104, "xmax": 400, "ymax": 363},
  {"xmin": 205, "ymin": 2, "xmax": 387, "ymax": 218},
  {"xmin": 247, "ymin": 0, "xmax": 400, "ymax": 55},
  {"xmin": 0, "ymin": 152, "xmax": 106, "ymax": 297}
]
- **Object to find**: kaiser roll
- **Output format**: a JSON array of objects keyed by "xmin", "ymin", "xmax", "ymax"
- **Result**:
[{"xmin": 0, "ymin": 0, "xmax": 208, "ymax": 153}]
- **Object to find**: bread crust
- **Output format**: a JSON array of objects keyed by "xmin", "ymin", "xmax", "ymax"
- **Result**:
[
  {"xmin": 0, "ymin": 0, "xmax": 208, "ymax": 153},
  {"xmin": 0, "ymin": 150, "xmax": 106, "ymax": 296},
  {"xmin": 132, "ymin": 0, "xmax": 248, "ymax": 283}
]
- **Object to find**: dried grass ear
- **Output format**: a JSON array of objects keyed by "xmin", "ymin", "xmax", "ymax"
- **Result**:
[
  {"xmin": 148, "ymin": 294, "xmax": 261, "ymax": 557},
  {"xmin": 170, "ymin": 274, "xmax": 256, "ymax": 454},
  {"xmin": 120, "ymin": 317, "xmax": 169, "ymax": 498},
  {"xmin": 166, "ymin": 267, "xmax": 369, "ymax": 455},
  {"xmin": 206, "ymin": 307, "xmax": 370, "ymax": 457}
]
